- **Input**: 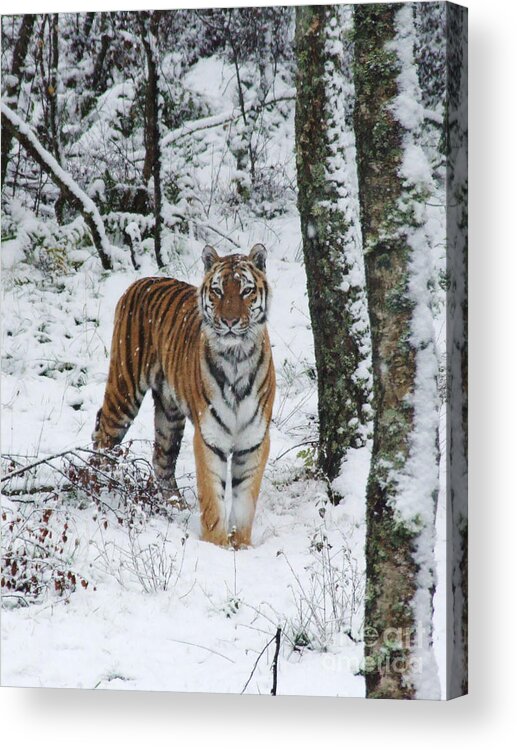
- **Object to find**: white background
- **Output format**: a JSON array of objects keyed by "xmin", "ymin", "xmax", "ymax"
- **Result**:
[{"xmin": 1, "ymin": 0, "xmax": 515, "ymax": 747}]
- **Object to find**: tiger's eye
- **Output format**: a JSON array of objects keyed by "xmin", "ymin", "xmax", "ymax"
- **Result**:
[
  {"xmin": 242, "ymin": 287, "xmax": 254, "ymax": 297},
  {"xmin": 211, "ymin": 287, "xmax": 223, "ymax": 298}
]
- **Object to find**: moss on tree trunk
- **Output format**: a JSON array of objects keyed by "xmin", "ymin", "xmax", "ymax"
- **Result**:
[
  {"xmin": 1, "ymin": 14, "xmax": 36, "ymax": 187},
  {"xmin": 295, "ymin": 5, "xmax": 371, "ymax": 501},
  {"xmin": 354, "ymin": 3, "xmax": 422, "ymax": 699}
]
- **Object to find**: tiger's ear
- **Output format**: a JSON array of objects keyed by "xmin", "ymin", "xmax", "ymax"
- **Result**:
[
  {"xmin": 249, "ymin": 243, "xmax": 267, "ymax": 272},
  {"xmin": 202, "ymin": 245, "xmax": 219, "ymax": 272}
]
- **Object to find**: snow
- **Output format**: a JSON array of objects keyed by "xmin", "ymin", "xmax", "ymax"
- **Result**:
[
  {"xmin": 1, "ymin": 149, "xmax": 367, "ymax": 700},
  {"xmin": 125, "ymin": 222, "xmax": 142, "ymax": 243},
  {"xmin": 1, "ymin": 102, "xmax": 112, "ymax": 265},
  {"xmin": 386, "ymin": 3, "xmax": 444, "ymax": 700},
  {"xmin": 1, "ymin": 10, "xmax": 449, "ymax": 700},
  {"xmin": 321, "ymin": 4, "xmax": 373, "ymax": 452}
]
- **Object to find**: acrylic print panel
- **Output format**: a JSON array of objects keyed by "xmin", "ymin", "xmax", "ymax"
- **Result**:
[{"xmin": 1, "ymin": 2, "xmax": 467, "ymax": 699}]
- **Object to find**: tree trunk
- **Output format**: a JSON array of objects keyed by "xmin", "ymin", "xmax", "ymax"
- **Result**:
[
  {"xmin": 1, "ymin": 102, "xmax": 112, "ymax": 271},
  {"xmin": 138, "ymin": 11, "xmax": 164, "ymax": 269},
  {"xmin": 90, "ymin": 32, "xmax": 111, "ymax": 94},
  {"xmin": 1, "ymin": 14, "xmax": 36, "ymax": 187},
  {"xmin": 354, "ymin": 4, "xmax": 441, "ymax": 699},
  {"xmin": 80, "ymin": 14, "xmax": 112, "ymax": 118},
  {"xmin": 48, "ymin": 13, "xmax": 65, "ymax": 223},
  {"xmin": 72, "ymin": 11, "xmax": 95, "ymax": 61},
  {"xmin": 295, "ymin": 4, "xmax": 372, "ymax": 503}
]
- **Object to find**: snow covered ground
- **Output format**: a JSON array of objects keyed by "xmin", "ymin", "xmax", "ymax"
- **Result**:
[
  {"xmin": 1, "ymin": 51, "xmax": 445, "ymax": 697},
  {"xmin": 1, "ymin": 212, "xmax": 367, "ymax": 696}
]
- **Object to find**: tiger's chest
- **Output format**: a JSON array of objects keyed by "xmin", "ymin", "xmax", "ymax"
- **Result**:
[{"xmin": 200, "ymin": 344, "xmax": 268, "ymax": 453}]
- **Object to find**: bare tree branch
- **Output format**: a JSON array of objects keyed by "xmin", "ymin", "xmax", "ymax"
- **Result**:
[{"xmin": 1, "ymin": 102, "xmax": 113, "ymax": 270}]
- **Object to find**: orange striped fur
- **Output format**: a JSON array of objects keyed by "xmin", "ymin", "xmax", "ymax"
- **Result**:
[{"xmin": 93, "ymin": 244, "xmax": 275, "ymax": 547}]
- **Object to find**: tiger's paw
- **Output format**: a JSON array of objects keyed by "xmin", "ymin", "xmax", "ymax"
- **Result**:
[
  {"xmin": 164, "ymin": 489, "xmax": 187, "ymax": 510},
  {"xmin": 158, "ymin": 479, "xmax": 187, "ymax": 509},
  {"xmin": 228, "ymin": 528, "xmax": 252, "ymax": 550},
  {"xmin": 201, "ymin": 526, "xmax": 230, "ymax": 547}
]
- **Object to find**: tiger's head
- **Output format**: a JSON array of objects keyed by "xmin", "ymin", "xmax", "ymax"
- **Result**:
[{"xmin": 199, "ymin": 244, "xmax": 270, "ymax": 343}]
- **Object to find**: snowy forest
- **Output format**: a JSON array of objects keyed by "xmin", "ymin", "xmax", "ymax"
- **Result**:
[{"xmin": 1, "ymin": 3, "xmax": 467, "ymax": 700}]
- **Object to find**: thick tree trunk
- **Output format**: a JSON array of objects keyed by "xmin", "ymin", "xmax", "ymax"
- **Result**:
[
  {"xmin": 354, "ymin": 4, "xmax": 441, "ymax": 698},
  {"xmin": 1, "ymin": 14, "xmax": 36, "ymax": 187},
  {"xmin": 1, "ymin": 103, "xmax": 112, "ymax": 271},
  {"xmin": 138, "ymin": 11, "xmax": 164, "ymax": 269},
  {"xmin": 295, "ymin": 5, "xmax": 371, "ymax": 502}
]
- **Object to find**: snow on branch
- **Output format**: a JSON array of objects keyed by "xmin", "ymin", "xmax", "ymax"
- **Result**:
[
  {"xmin": 1, "ymin": 102, "xmax": 113, "ymax": 271},
  {"xmin": 161, "ymin": 91, "xmax": 295, "ymax": 149}
]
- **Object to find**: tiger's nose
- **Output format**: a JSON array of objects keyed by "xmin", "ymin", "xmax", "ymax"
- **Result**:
[{"xmin": 223, "ymin": 317, "xmax": 239, "ymax": 328}]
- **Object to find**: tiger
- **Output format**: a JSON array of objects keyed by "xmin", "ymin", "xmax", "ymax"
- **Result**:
[{"xmin": 92, "ymin": 243, "xmax": 275, "ymax": 548}]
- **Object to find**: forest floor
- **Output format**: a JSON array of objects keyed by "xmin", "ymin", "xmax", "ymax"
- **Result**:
[
  {"xmin": 1, "ymin": 211, "xmax": 367, "ymax": 695},
  {"xmin": 1, "ymin": 54, "xmax": 445, "ymax": 697}
]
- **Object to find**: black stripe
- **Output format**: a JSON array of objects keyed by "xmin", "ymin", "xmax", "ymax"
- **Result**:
[
  {"xmin": 152, "ymin": 387, "xmax": 183, "ymax": 421},
  {"xmin": 257, "ymin": 358, "xmax": 273, "ymax": 399},
  {"xmin": 200, "ymin": 385, "xmax": 211, "ymax": 406},
  {"xmin": 236, "ymin": 345, "xmax": 264, "ymax": 402},
  {"xmin": 207, "ymin": 469, "xmax": 226, "ymax": 492},
  {"xmin": 106, "ymin": 389, "xmax": 138, "ymax": 422},
  {"xmin": 177, "ymin": 307, "xmax": 202, "ymax": 357},
  {"xmin": 123, "ymin": 315, "xmax": 138, "ymax": 397},
  {"xmin": 122, "ymin": 280, "xmax": 155, "ymax": 396},
  {"xmin": 233, "ymin": 440, "xmax": 263, "ymax": 458},
  {"xmin": 155, "ymin": 425, "xmax": 184, "ymax": 444},
  {"xmin": 220, "ymin": 343, "xmax": 256, "ymax": 364},
  {"xmin": 208, "ymin": 404, "xmax": 231, "ymax": 435},
  {"xmin": 205, "ymin": 346, "xmax": 228, "ymax": 393},
  {"xmin": 147, "ymin": 282, "xmax": 192, "ymax": 340},
  {"xmin": 156, "ymin": 409, "xmax": 184, "ymax": 426},
  {"xmin": 156, "ymin": 286, "xmax": 193, "ymax": 330},
  {"xmin": 124, "ymin": 285, "xmax": 148, "ymax": 385},
  {"xmin": 147, "ymin": 282, "xmax": 179, "ymax": 320},
  {"xmin": 136, "ymin": 304, "xmax": 147, "ymax": 385},
  {"xmin": 201, "ymin": 433, "xmax": 228, "ymax": 462},
  {"xmin": 241, "ymin": 401, "xmax": 261, "ymax": 431},
  {"xmin": 101, "ymin": 413, "xmax": 127, "ymax": 433},
  {"xmin": 219, "ymin": 348, "xmax": 237, "ymax": 363},
  {"xmin": 231, "ymin": 473, "xmax": 252, "ymax": 489},
  {"xmin": 154, "ymin": 441, "xmax": 182, "ymax": 462}
]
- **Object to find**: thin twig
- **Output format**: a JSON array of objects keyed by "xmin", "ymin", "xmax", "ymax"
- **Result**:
[
  {"xmin": 240, "ymin": 631, "xmax": 278, "ymax": 695},
  {"xmin": 1, "ymin": 448, "xmax": 76, "ymax": 482},
  {"xmin": 271, "ymin": 440, "xmax": 318, "ymax": 464},
  {"xmin": 167, "ymin": 639, "xmax": 235, "ymax": 663},
  {"xmin": 197, "ymin": 220, "xmax": 240, "ymax": 248},
  {"xmin": 271, "ymin": 627, "xmax": 281, "ymax": 696}
]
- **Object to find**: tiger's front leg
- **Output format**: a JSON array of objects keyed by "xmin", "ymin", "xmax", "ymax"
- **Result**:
[
  {"xmin": 193, "ymin": 428, "xmax": 230, "ymax": 546},
  {"xmin": 229, "ymin": 432, "xmax": 270, "ymax": 549}
]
